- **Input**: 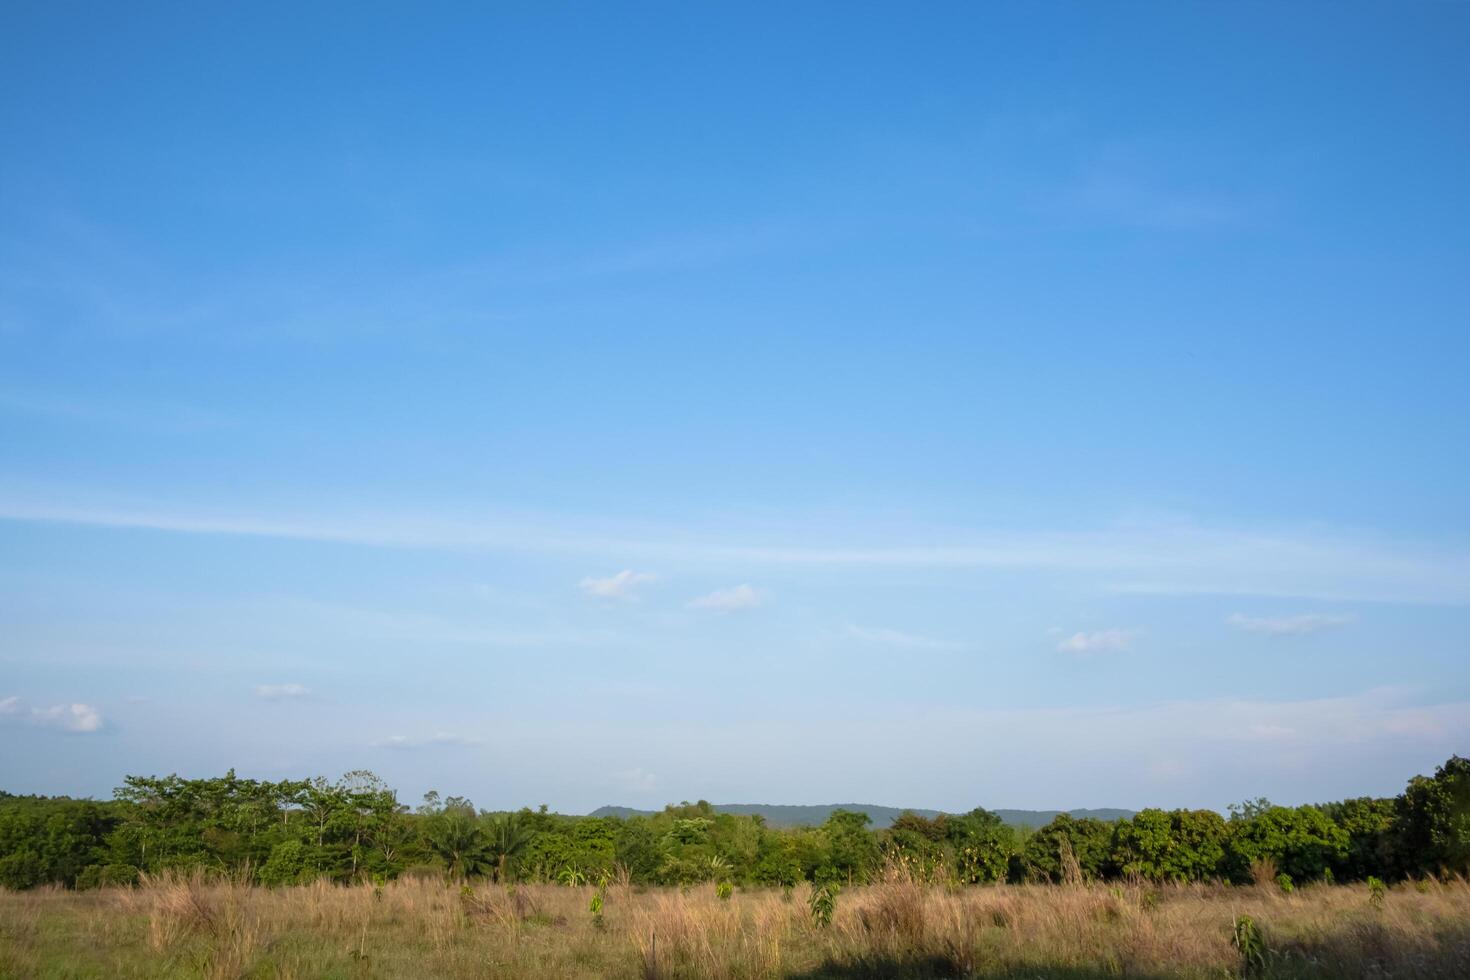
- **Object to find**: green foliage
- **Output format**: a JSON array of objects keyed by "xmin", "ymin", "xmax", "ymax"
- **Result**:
[
  {"xmin": 423, "ymin": 805, "xmax": 492, "ymax": 880},
  {"xmin": 1275, "ymin": 872, "xmax": 1293, "ymax": 893},
  {"xmin": 1023, "ymin": 814, "xmax": 1113, "ymax": 882},
  {"xmin": 809, "ymin": 881, "xmax": 838, "ymax": 928},
  {"xmin": 476, "ymin": 812, "xmax": 534, "ymax": 881},
  {"xmin": 1, "ymin": 756, "xmax": 1467, "ymax": 892},
  {"xmin": 612, "ymin": 820, "xmax": 663, "ymax": 881},
  {"xmin": 588, "ymin": 889, "xmax": 605, "ymax": 929},
  {"xmin": 1320, "ymin": 797, "xmax": 1396, "ymax": 880},
  {"xmin": 524, "ymin": 814, "xmax": 614, "ymax": 882},
  {"xmin": 1367, "ymin": 875, "xmax": 1386, "ymax": 908},
  {"xmin": 716, "ymin": 879, "xmax": 733, "ymax": 901},
  {"xmin": 74, "ymin": 862, "xmax": 138, "ymax": 889},
  {"xmin": 946, "ymin": 808, "xmax": 1018, "ymax": 883},
  {"xmin": 1395, "ymin": 755, "xmax": 1470, "ymax": 877},
  {"xmin": 819, "ymin": 810, "xmax": 881, "ymax": 883},
  {"xmin": 1232, "ymin": 915, "xmax": 1267, "ymax": 976},
  {"xmin": 1226, "ymin": 804, "xmax": 1348, "ymax": 883},
  {"xmin": 258, "ymin": 839, "xmax": 310, "ymax": 886},
  {"xmin": 0, "ymin": 796, "xmax": 120, "ymax": 888},
  {"xmin": 1112, "ymin": 808, "xmax": 1228, "ymax": 881}
]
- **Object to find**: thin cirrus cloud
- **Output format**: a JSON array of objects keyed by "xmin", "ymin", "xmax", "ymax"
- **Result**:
[
  {"xmin": 1226, "ymin": 613, "xmax": 1355, "ymax": 636},
  {"xmin": 579, "ymin": 569, "xmax": 657, "ymax": 601},
  {"xmin": 688, "ymin": 584, "xmax": 766, "ymax": 613},
  {"xmin": 0, "ymin": 695, "xmax": 104, "ymax": 734},
  {"xmin": 1056, "ymin": 629, "xmax": 1135, "ymax": 654},
  {"xmin": 255, "ymin": 683, "xmax": 310, "ymax": 700},
  {"xmin": 371, "ymin": 732, "xmax": 483, "ymax": 750},
  {"xmin": 1, "ymin": 494, "xmax": 1468, "ymax": 605}
]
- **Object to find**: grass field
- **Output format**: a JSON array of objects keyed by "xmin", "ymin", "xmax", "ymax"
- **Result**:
[{"xmin": 2, "ymin": 870, "xmax": 1468, "ymax": 979}]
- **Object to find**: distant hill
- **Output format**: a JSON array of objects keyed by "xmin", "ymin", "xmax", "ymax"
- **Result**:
[{"xmin": 588, "ymin": 803, "xmax": 1134, "ymax": 829}]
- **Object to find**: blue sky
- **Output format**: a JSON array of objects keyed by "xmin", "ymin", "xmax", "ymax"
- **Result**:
[{"xmin": 2, "ymin": 2, "xmax": 1468, "ymax": 813}]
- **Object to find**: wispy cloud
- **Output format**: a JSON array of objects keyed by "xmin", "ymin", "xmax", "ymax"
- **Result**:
[
  {"xmin": 688, "ymin": 584, "xmax": 766, "ymax": 613},
  {"xmin": 844, "ymin": 625, "xmax": 963, "ymax": 650},
  {"xmin": 1056, "ymin": 629, "xmax": 1135, "ymax": 654},
  {"xmin": 372, "ymin": 732, "xmax": 482, "ymax": 750},
  {"xmin": 1, "ymin": 494, "xmax": 1466, "ymax": 605},
  {"xmin": 255, "ymin": 683, "xmax": 311, "ymax": 700},
  {"xmin": 580, "ymin": 570, "xmax": 657, "ymax": 601},
  {"xmin": 0, "ymin": 695, "xmax": 104, "ymax": 733},
  {"xmin": 607, "ymin": 767, "xmax": 659, "ymax": 794},
  {"xmin": 1227, "ymin": 613, "xmax": 1355, "ymax": 636}
]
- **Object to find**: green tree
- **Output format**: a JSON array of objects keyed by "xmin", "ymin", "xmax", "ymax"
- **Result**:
[
  {"xmin": 1227, "ymin": 805, "xmax": 1347, "ymax": 883},
  {"xmin": 1395, "ymin": 755, "xmax": 1470, "ymax": 877},
  {"xmin": 1113, "ymin": 809, "xmax": 1228, "ymax": 881},
  {"xmin": 614, "ymin": 818, "xmax": 664, "ymax": 880},
  {"xmin": 944, "ymin": 808, "xmax": 1018, "ymax": 883},
  {"xmin": 422, "ymin": 803, "xmax": 491, "ymax": 879},
  {"xmin": 882, "ymin": 812, "xmax": 949, "ymax": 879},
  {"xmin": 819, "ymin": 809, "xmax": 881, "ymax": 884},
  {"xmin": 1321, "ymin": 797, "xmax": 1397, "ymax": 880},
  {"xmin": 1023, "ymin": 814, "xmax": 1114, "ymax": 882},
  {"xmin": 258, "ymin": 839, "xmax": 310, "ymax": 886}
]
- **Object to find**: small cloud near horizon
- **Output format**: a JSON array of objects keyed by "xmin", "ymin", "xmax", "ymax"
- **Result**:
[
  {"xmin": 0, "ymin": 695, "xmax": 105, "ymax": 733},
  {"xmin": 688, "ymin": 584, "xmax": 766, "ymax": 613},
  {"xmin": 1227, "ymin": 613, "xmax": 1355, "ymax": 636},
  {"xmin": 255, "ymin": 683, "xmax": 311, "ymax": 700},
  {"xmin": 372, "ymin": 732, "xmax": 482, "ymax": 750},
  {"xmin": 1056, "ymin": 629, "xmax": 1135, "ymax": 654},
  {"xmin": 580, "ymin": 570, "xmax": 657, "ymax": 601},
  {"xmin": 608, "ymin": 767, "xmax": 659, "ymax": 794}
]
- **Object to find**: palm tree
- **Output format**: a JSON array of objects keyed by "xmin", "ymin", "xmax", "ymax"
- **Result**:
[
  {"xmin": 423, "ymin": 808, "xmax": 492, "ymax": 880},
  {"xmin": 482, "ymin": 812, "xmax": 534, "ymax": 882}
]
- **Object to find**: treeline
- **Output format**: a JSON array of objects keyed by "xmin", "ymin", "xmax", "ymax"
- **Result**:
[{"xmin": 2, "ymin": 757, "xmax": 1467, "ymax": 891}]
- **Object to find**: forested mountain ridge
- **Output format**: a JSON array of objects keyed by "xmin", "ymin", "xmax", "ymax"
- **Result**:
[{"xmin": 589, "ymin": 803, "xmax": 1136, "ymax": 829}]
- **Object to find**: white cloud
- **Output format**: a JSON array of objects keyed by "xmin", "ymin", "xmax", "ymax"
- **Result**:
[
  {"xmin": 579, "ymin": 569, "xmax": 656, "ymax": 601},
  {"xmin": 255, "ymin": 683, "xmax": 310, "ymax": 700},
  {"xmin": 845, "ymin": 625, "xmax": 962, "ymax": 650},
  {"xmin": 372, "ymin": 731, "xmax": 482, "ymax": 750},
  {"xmin": 1226, "ymin": 613, "xmax": 1355, "ymax": 636},
  {"xmin": 1056, "ymin": 629, "xmax": 1134, "ymax": 654},
  {"xmin": 688, "ymin": 584, "xmax": 766, "ymax": 613},
  {"xmin": 608, "ymin": 767, "xmax": 659, "ymax": 794},
  {"xmin": 0, "ymin": 695, "xmax": 104, "ymax": 733}
]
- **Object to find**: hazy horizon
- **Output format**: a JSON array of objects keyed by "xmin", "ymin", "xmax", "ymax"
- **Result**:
[{"xmin": 3, "ymin": 3, "xmax": 1467, "ymax": 813}]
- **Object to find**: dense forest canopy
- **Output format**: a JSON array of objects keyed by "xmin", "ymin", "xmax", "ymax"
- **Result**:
[
  {"xmin": 589, "ymin": 803, "xmax": 1137, "ymax": 829},
  {"xmin": 2, "ymin": 757, "xmax": 1467, "ymax": 891}
]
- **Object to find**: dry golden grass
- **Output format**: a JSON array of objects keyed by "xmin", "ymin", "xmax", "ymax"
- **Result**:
[{"xmin": 2, "ymin": 870, "xmax": 1467, "ymax": 979}]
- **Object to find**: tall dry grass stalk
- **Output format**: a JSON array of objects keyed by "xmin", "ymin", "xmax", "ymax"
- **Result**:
[{"xmin": 2, "ymin": 866, "xmax": 1468, "ymax": 978}]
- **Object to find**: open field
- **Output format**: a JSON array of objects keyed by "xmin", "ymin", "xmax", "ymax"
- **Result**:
[{"xmin": 3, "ymin": 872, "xmax": 1468, "ymax": 979}]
